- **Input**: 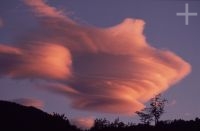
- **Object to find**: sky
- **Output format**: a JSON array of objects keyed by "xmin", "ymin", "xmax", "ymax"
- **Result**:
[{"xmin": 0, "ymin": 0, "xmax": 200, "ymax": 128}]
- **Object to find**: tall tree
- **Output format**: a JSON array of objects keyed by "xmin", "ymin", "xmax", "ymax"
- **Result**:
[
  {"xmin": 150, "ymin": 94, "xmax": 167, "ymax": 125},
  {"xmin": 136, "ymin": 94, "xmax": 167, "ymax": 125}
]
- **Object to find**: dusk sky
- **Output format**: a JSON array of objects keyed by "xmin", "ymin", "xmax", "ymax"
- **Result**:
[{"xmin": 0, "ymin": 0, "xmax": 200, "ymax": 128}]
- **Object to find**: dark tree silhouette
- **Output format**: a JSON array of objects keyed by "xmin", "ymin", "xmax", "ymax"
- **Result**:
[
  {"xmin": 136, "ymin": 94, "xmax": 167, "ymax": 125},
  {"xmin": 94, "ymin": 118, "xmax": 110, "ymax": 128},
  {"xmin": 150, "ymin": 94, "xmax": 167, "ymax": 125},
  {"xmin": 136, "ymin": 109, "xmax": 153, "ymax": 125},
  {"xmin": 52, "ymin": 112, "xmax": 68, "ymax": 121},
  {"xmin": 111, "ymin": 117, "xmax": 125, "ymax": 128}
]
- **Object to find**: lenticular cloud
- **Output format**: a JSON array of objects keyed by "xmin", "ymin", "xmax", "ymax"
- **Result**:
[{"xmin": 0, "ymin": 0, "xmax": 191, "ymax": 114}]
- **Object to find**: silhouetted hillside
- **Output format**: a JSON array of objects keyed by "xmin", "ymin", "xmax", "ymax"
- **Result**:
[
  {"xmin": 0, "ymin": 100, "xmax": 80, "ymax": 131},
  {"xmin": 0, "ymin": 100, "xmax": 200, "ymax": 131}
]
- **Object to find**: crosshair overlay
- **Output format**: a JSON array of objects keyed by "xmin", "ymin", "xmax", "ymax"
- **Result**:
[{"xmin": 176, "ymin": 3, "xmax": 198, "ymax": 25}]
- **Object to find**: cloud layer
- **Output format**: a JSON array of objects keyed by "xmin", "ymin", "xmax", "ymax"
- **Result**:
[
  {"xmin": 0, "ymin": 43, "xmax": 72, "ymax": 79},
  {"xmin": 12, "ymin": 98, "xmax": 44, "ymax": 109},
  {"xmin": 70, "ymin": 117, "xmax": 94, "ymax": 130},
  {"xmin": 0, "ymin": 0, "xmax": 191, "ymax": 114}
]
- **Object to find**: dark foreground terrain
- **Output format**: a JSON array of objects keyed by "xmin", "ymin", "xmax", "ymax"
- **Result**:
[
  {"xmin": 0, "ymin": 100, "xmax": 80, "ymax": 131},
  {"xmin": 0, "ymin": 100, "xmax": 200, "ymax": 131}
]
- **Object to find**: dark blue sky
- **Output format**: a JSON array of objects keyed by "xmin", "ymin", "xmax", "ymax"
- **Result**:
[{"xmin": 0, "ymin": 0, "xmax": 200, "ymax": 122}]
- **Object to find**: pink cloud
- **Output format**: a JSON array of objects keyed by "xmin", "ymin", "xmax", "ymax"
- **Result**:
[
  {"xmin": 23, "ymin": 0, "xmax": 74, "ymax": 24},
  {"xmin": 0, "ymin": 44, "xmax": 21, "ymax": 55},
  {"xmin": 12, "ymin": 98, "xmax": 44, "ymax": 109},
  {"xmin": 23, "ymin": 0, "xmax": 64, "ymax": 18},
  {"xmin": 0, "ymin": 43, "xmax": 72, "ymax": 80},
  {"xmin": 70, "ymin": 117, "xmax": 94, "ymax": 130},
  {"xmin": 0, "ymin": 0, "xmax": 191, "ymax": 114}
]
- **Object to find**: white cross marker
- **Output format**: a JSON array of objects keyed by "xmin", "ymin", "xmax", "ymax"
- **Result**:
[{"xmin": 176, "ymin": 3, "xmax": 198, "ymax": 25}]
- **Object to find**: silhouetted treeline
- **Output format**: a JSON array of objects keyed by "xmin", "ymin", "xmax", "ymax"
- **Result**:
[
  {"xmin": 91, "ymin": 118, "xmax": 200, "ymax": 131},
  {"xmin": 0, "ymin": 100, "xmax": 200, "ymax": 131}
]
